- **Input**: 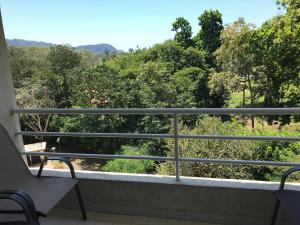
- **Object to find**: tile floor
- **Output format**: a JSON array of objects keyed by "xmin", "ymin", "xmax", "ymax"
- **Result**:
[{"xmin": 1, "ymin": 208, "xmax": 221, "ymax": 225}]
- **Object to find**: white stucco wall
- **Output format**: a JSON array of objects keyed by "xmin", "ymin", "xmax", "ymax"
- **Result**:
[{"xmin": 0, "ymin": 10, "xmax": 24, "ymax": 151}]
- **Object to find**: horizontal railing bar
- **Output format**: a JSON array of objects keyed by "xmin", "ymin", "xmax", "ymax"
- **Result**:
[
  {"xmin": 12, "ymin": 107, "xmax": 300, "ymax": 115},
  {"xmin": 21, "ymin": 152, "xmax": 173, "ymax": 161},
  {"xmin": 180, "ymin": 134, "xmax": 300, "ymax": 142},
  {"xmin": 17, "ymin": 131, "xmax": 300, "ymax": 141},
  {"xmin": 17, "ymin": 131, "xmax": 173, "ymax": 139},
  {"xmin": 179, "ymin": 157, "xmax": 300, "ymax": 167},
  {"xmin": 21, "ymin": 152, "xmax": 300, "ymax": 167}
]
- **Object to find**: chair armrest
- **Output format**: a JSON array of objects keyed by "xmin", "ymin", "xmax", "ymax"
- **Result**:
[
  {"xmin": 37, "ymin": 157, "xmax": 76, "ymax": 179},
  {"xmin": 0, "ymin": 190, "xmax": 39, "ymax": 223},
  {"xmin": 279, "ymin": 166, "xmax": 300, "ymax": 191}
]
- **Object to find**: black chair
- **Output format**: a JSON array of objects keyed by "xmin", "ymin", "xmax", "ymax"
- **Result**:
[
  {"xmin": 0, "ymin": 190, "xmax": 39, "ymax": 224},
  {"xmin": 271, "ymin": 166, "xmax": 300, "ymax": 225},
  {"xmin": 0, "ymin": 124, "xmax": 87, "ymax": 224}
]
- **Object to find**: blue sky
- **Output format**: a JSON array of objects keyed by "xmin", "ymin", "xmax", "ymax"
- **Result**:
[{"xmin": 0, "ymin": 0, "xmax": 282, "ymax": 51}]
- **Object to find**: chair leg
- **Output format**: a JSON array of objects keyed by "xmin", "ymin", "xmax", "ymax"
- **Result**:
[
  {"xmin": 270, "ymin": 199, "xmax": 280, "ymax": 225},
  {"xmin": 75, "ymin": 184, "xmax": 87, "ymax": 220}
]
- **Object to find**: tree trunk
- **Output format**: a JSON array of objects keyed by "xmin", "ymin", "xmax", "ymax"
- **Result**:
[
  {"xmin": 62, "ymin": 72, "xmax": 70, "ymax": 108},
  {"xmin": 242, "ymin": 77, "xmax": 246, "ymax": 108},
  {"xmin": 241, "ymin": 78, "xmax": 246, "ymax": 126},
  {"xmin": 247, "ymin": 74, "xmax": 255, "ymax": 128},
  {"xmin": 242, "ymin": 86, "xmax": 246, "ymax": 108}
]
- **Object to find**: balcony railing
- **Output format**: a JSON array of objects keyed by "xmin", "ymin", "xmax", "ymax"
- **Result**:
[{"xmin": 12, "ymin": 107, "xmax": 300, "ymax": 181}]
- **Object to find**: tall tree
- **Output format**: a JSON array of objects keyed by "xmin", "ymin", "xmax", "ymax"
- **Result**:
[
  {"xmin": 8, "ymin": 46, "xmax": 49, "ymax": 89},
  {"xmin": 195, "ymin": 10, "xmax": 223, "ymax": 58},
  {"xmin": 215, "ymin": 18, "xmax": 257, "ymax": 127},
  {"xmin": 254, "ymin": 0, "xmax": 300, "ymax": 111},
  {"xmin": 47, "ymin": 45, "xmax": 81, "ymax": 107},
  {"xmin": 16, "ymin": 78, "xmax": 55, "ymax": 139},
  {"xmin": 171, "ymin": 17, "xmax": 194, "ymax": 48}
]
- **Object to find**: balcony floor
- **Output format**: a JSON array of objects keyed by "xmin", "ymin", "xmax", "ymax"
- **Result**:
[{"xmin": 2, "ymin": 208, "xmax": 221, "ymax": 225}]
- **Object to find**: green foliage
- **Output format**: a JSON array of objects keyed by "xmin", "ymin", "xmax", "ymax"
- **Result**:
[
  {"xmin": 48, "ymin": 45, "xmax": 81, "ymax": 74},
  {"xmin": 196, "ymin": 9, "xmax": 223, "ymax": 56},
  {"xmin": 281, "ymin": 74, "xmax": 300, "ymax": 107},
  {"xmin": 251, "ymin": 123, "xmax": 300, "ymax": 180},
  {"xmin": 8, "ymin": 46, "xmax": 49, "ymax": 88},
  {"xmin": 215, "ymin": 18, "xmax": 258, "ymax": 111},
  {"xmin": 144, "ymin": 40, "xmax": 184, "ymax": 73},
  {"xmin": 47, "ymin": 45, "xmax": 81, "ymax": 107},
  {"xmin": 208, "ymin": 71, "xmax": 232, "ymax": 107},
  {"xmin": 102, "ymin": 145, "xmax": 155, "ymax": 174},
  {"xmin": 8, "ymin": 46, "xmax": 53, "ymax": 135},
  {"xmin": 157, "ymin": 117, "xmax": 258, "ymax": 179},
  {"xmin": 253, "ymin": 0, "xmax": 300, "ymax": 109},
  {"xmin": 172, "ymin": 17, "xmax": 194, "ymax": 48},
  {"xmin": 157, "ymin": 116, "xmax": 300, "ymax": 180}
]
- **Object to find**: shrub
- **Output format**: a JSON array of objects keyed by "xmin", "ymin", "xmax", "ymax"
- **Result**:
[
  {"xmin": 157, "ymin": 116, "xmax": 300, "ymax": 180},
  {"xmin": 102, "ymin": 145, "xmax": 156, "ymax": 174}
]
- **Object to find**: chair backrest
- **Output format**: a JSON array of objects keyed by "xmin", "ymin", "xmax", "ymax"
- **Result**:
[{"xmin": 0, "ymin": 124, "xmax": 32, "ymax": 184}]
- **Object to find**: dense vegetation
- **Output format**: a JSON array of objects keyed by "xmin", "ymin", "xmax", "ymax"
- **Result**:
[{"xmin": 8, "ymin": 0, "xmax": 299, "ymax": 181}]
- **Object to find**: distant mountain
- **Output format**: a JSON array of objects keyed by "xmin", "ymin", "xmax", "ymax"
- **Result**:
[
  {"xmin": 6, "ymin": 39, "xmax": 117, "ymax": 54},
  {"xmin": 76, "ymin": 44, "xmax": 117, "ymax": 54},
  {"xmin": 7, "ymin": 39, "xmax": 53, "ymax": 47}
]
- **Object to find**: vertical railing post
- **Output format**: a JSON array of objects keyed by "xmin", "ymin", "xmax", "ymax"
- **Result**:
[{"xmin": 173, "ymin": 113, "xmax": 180, "ymax": 181}]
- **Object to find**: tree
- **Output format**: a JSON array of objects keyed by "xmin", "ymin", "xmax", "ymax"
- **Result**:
[
  {"xmin": 254, "ymin": 0, "xmax": 300, "ymax": 112},
  {"xmin": 281, "ymin": 74, "xmax": 300, "ymax": 107},
  {"xmin": 47, "ymin": 45, "xmax": 81, "ymax": 107},
  {"xmin": 16, "ymin": 78, "xmax": 55, "ymax": 139},
  {"xmin": 144, "ymin": 40, "xmax": 185, "ymax": 73},
  {"xmin": 8, "ymin": 46, "xmax": 49, "ymax": 89},
  {"xmin": 8, "ymin": 46, "xmax": 33, "ymax": 88},
  {"xmin": 8, "ymin": 46, "xmax": 54, "ymax": 139},
  {"xmin": 208, "ymin": 71, "xmax": 235, "ymax": 107},
  {"xmin": 195, "ymin": 9, "xmax": 223, "ymax": 61},
  {"xmin": 172, "ymin": 17, "xmax": 194, "ymax": 48},
  {"xmin": 182, "ymin": 47, "xmax": 207, "ymax": 68},
  {"xmin": 215, "ymin": 18, "xmax": 257, "ymax": 127}
]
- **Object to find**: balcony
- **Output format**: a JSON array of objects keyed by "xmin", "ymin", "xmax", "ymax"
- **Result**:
[
  {"xmin": 0, "ymin": 107, "xmax": 298, "ymax": 225},
  {"xmin": 0, "ymin": 9, "xmax": 300, "ymax": 225}
]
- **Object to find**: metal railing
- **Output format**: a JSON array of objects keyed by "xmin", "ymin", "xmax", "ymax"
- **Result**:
[{"xmin": 12, "ymin": 107, "xmax": 300, "ymax": 181}]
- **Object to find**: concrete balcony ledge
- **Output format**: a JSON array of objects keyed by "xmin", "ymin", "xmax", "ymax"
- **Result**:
[
  {"xmin": 28, "ymin": 168, "xmax": 296, "ymax": 225},
  {"xmin": 29, "ymin": 168, "xmax": 300, "ymax": 191}
]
